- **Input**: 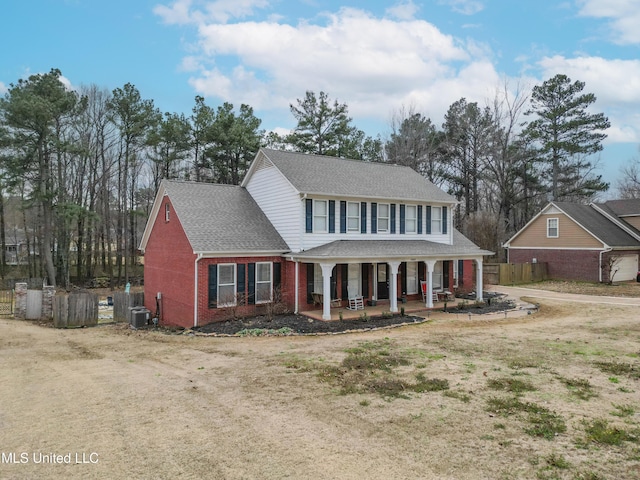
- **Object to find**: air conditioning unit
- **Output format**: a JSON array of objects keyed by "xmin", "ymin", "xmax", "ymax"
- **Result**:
[{"xmin": 130, "ymin": 308, "xmax": 150, "ymax": 328}]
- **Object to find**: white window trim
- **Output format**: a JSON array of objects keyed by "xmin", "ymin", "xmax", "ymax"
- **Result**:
[
  {"xmin": 347, "ymin": 201, "xmax": 360, "ymax": 233},
  {"xmin": 547, "ymin": 217, "xmax": 559, "ymax": 238},
  {"xmin": 313, "ymin": 199, "xmax": 328, "ymax": 233},
  {"xmin": 378, "ymin": 203, "xmax": 390, "ymax": 233},
  {"xmin": 255, "ymin": 262, "xmax": 273, "ymax": 304},
  {"xmin": 405, "ymin": 205, "xmax": 417, "ymax": 234},
  {"xmin": 217, "ymin": 263, "xmax": 237, "ymax": 308},
  {"xmin": 431, "ymin": 206, "xmax": 442, "ymax": 234}
]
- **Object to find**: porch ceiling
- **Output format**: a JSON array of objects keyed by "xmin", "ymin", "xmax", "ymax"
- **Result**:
[{"xmin": 287, "ymin": 239, "xmax": 493, "ymax": 263}]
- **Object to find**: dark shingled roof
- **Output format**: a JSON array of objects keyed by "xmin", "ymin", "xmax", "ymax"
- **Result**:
[
  {"xmin": 260, "ymin": 148, "xmax": 456, "ymax": 203},
  {"xmin": 554, "ymin": 202, "xmax": 640, "ymax": 247},
  {"xmin": 599, "ymin": 199, "xmax": 640, "ymax": 217},
  {"xmin": 162, "ymin": 180, "xmax": 290, "ymax": 254},
  {"xmin": 291, "ymin": 230, "xmax": 492, "ymax": 260}
]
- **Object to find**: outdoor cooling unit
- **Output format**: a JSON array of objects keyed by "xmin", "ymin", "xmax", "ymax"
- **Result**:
[{"xmin": 129, "ymin": 307, "xmax": 150, "ymax": 328}]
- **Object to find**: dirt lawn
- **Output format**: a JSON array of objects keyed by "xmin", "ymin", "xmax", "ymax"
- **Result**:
[{"xmin": 1, "ymin": 291, "xmax": 639, "ymax": 479}]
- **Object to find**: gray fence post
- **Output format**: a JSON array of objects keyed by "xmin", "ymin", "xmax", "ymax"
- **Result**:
[
  {"xmin": 15, "ymin": 283, "xmax": 27, "ymax": 320},
  {"xmin": 42, "ymin": 286, "xmax": 55, "ymax": 320}
]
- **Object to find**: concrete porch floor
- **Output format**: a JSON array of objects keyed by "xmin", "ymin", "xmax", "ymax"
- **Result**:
[{"xmin": 300, "ymin": 298, "xmax": 454, "ymax": 321}]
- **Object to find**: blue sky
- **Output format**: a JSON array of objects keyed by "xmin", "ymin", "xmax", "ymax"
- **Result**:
[{"xmin": 2, "ymin": 0, "xmax": 639, "ymax": 195}]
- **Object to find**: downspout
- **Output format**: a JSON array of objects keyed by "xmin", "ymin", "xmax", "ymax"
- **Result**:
[
  {"xmin": 599, "ymin": 247, "xmax": 612, "ymax": 283},
  {"xmin": 294, "ymin": 259, "xmax": 299, "ymax": 314},
  {"xmin": 194, "ymin": 253, "xmax": 204, "ymax": 327}
]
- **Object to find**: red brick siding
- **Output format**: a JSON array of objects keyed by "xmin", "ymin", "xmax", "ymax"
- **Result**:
[
  {"xmin": 460, "ymin": 260, "xmax": 474, "ymax": 288},
  {"xmin": 509, "ymin": 249, "xmax": 601, "ymax": 282},
  {"xmin": 143, "ymin": 197, "xmax": 197, "ymax": 327},
  {"xmin": 196, "ymin": 256, "xmax": 288, "ymax": 326}
]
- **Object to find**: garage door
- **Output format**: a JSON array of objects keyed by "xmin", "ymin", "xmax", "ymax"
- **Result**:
[{"xmin": 614, "ymin": 254, "xmax": 639, "ymax": 281}]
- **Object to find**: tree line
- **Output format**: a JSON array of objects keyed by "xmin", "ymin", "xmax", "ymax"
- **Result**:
[{"xmin": 0, "ymin": 68, "xmax": 622, "ymax": 288}]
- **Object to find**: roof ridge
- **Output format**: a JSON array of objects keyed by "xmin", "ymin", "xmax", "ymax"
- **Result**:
[{"xmin": 262, "ymin": 148, "xmax": 412, "ymax": 170}]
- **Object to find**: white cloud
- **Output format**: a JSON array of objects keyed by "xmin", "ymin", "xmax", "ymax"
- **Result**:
[
  {"xmin": 438, "ymin": 0, "xmax": 485, "ymax": 15},
  {"xmin": 0, "ymin": 81, "xmax": 7, "ymax": 95},
  {"xmin": 181, "ymin": 5, "xmax": 504, "ymax": 131},
  {"xmin": 577, "ymin": 0, "xmax": 640, "ymax": 45},
  {"xmin": 154, "ymin": 0, "xmax": 269, "ymax": 25},
  {"xmin": 538, "ymin": 55, "xmax": 640, "ymax": 142},
  {"xmin": 385, "ymin": 1, "xmax": 420, "ymax": 20}
]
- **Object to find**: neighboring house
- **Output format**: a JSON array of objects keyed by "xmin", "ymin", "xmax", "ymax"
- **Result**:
[
  {"xmin": 140, "ymin": 148, "xmax": 493, "ymax": 328},
  {"xmin": 504, "ymin": 200, "xmax": 640, "ymax": 283}
]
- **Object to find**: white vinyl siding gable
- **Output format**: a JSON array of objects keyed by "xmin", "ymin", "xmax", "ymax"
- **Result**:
[{"xmin": 244, "ymin": 161, "xmax": 301, "ymax": 251}]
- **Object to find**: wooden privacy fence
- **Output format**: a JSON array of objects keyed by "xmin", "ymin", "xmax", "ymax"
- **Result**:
[
  {"xmin": 53, "ymin": 293, "xmax": 98, "ymax": 328},
  {"xmin": 484, "ymin": 263, "xmax": 548, "ymax": 285},
  {"xmin": 113, "ymin": 292, "xmax": 145, "ymax": 322}
]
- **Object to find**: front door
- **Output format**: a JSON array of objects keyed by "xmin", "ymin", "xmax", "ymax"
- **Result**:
[{"xmin": 377, "ymin": 263, "xmax": 389, "ymax": 299}]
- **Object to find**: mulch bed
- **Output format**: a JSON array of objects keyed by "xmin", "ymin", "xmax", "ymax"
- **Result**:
[
  {"xmin": 191, "ymin": 299, "xmax": 516, "ymax": 336},
  {"xmin": 193, "ymin": 313, "xmax": 427, "ymax": 335}
]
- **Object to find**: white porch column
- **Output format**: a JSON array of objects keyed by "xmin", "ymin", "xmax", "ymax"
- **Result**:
[
  {"xmin": 388, "ymin": 261, "xmax": 401, "ymax": 313},
  {"xmin": 372, "ymin": 263, "xmax": 378, "ymax": 300},
  {"xmin": 475, "ymin": 258, "xmax": 484, "ymax": 302},
  {"xmin": 319, "ymin": 262, "xmax": 335, "ymax": 320},
  {"xmin": 424, "ymin": 260, "xmax": 436, "ymax": 308}
]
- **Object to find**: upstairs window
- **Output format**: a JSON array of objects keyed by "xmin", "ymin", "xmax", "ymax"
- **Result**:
[
  {"xmin": 313, "ymin": 200, "xmax": 328, "ymax": 233},
  {"xmin": 378, "ymin": 203, "xmax": 390, "ymax": 233},
  {"xmin": 431, "ymin": 206, "xmax": 442, "ymax": 234},
  {"xmin": 405, "ymin": 205, "xmax": 417, "ymax": 234},
  {"xmin": 547, "ymin": 218, "xmax": 559, "ymax": 238},
  {"xmin": 165, "ymin": 203, "xmax": 170, "ymax": 222},
  {"xmin": 347, "ymin": 201, "xmax": 360, "ymax": 232}
]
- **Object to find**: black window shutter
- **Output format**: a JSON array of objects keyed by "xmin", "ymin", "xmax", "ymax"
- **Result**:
[
  {"xmin": 426, "ymin": 206, "xmax": 432, "ymax": 234},
  {"xmin": 237, "ymin": 264, "xmax": 246, "ymax": 304},
  {"xmin": 390, "ymin": 204, "xmax": 396, "ymax": 234},
  {"xmin": 371, "ymin": 203, "xmax": 377, "ymax": 233},
  {"xmin": 418, "ymin": 261, "xmax": 425, "ymax": 282},
  {"xmin": 305, "ymin": 199, "xmax": 313, "ymax": 233},
  {"xmin": 417, "ymin": 205, "xmax": 423, "ymax": 234},
  {"xmin": 340, "ymin": 201, "xmax": 346, "ymax": 233},
  {"xmin": 458, "ymin": 260, "xmax": 464, "ymax": 286},
  {"xmin": 208, "ymin": 264, "xmax": 217, "ymax": 308},
  {"xmin": 328, "ymin": 200, "xmax": 335, "ymax": 233},
  {"xmin": 443, "ymin": 206, "xmax": 448, "ymax": 234},
  {"xmin": 306, "ymin": 263, "xmax": 314, "ymax": 304},
  {"xmin": 401, "ymin": 262, "xmax": 407, "ymax": 295},
  {"xmin": 360, "ymin": 202, "xmax": 367, "ymax": 233},
  {"xmin": 274, "ymin": 262, "xmax": 281, "ymax": 290},
  {"xmin": 362, "ymin": 264, "xmax": 369, "ymax": 298},
  {"xmin": 341, "ymin": 264, "xmax": 348, "ymax": 299},
  {"xmin": 247, "ymin": 263, "xmax": 256, "ymax": 305},
  {"xmin": 399, "ymin": 204, "xmax": 406, "ymax": 234}
]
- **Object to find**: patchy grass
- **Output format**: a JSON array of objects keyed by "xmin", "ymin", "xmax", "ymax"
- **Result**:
[
  {"xmin": 593, "ymin": 361, "xmax": 640, "ymax": 380},
  {"xmin": 487, "ymin": 376, "xmax": 536, "ymax": 395},
  {"xmin": 582, "ymin": 418, "xmax": 640, "ymax": 446},
  {"xmin": 486, "ymin": 396, "xmax": 567, "ymax": 440},
  {"xmin": 522, "ymin": 280, "xmax": 640, "ymax": 297},
  {"xmin": 557, "ymin": 376, "xmax": 598, "ymax": 400}
]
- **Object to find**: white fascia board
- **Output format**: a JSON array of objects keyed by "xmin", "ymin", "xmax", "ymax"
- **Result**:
[
  {"xmin": 194, "ymin": 250, "xmax": 289, "ymax": 258},
  {"xmin": 138, "ymin": 181, "xmax": 168, "ymax": 253}
]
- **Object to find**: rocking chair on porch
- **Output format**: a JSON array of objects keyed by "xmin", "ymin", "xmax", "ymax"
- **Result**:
[
  {"xmin": 347, "ymin": 285, "xmax": 364, "ymax": 310},
  {"xmin": 420, "ymin": 281, "xmax": 438, "ymax": 303}
]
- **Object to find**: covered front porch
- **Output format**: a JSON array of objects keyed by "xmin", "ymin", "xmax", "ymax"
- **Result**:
[
  {"xmin": 288, "ymin": 239, "xmax": 492, "ymax": 321},
  {"xmin": 301, "ymin": 297, "xmax": 456, "ymax": 321}
]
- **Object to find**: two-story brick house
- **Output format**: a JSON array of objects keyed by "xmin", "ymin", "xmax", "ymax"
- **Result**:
[{"xmin": 140, "ymin": 148, "xmax": 492, "ymax": 328}]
